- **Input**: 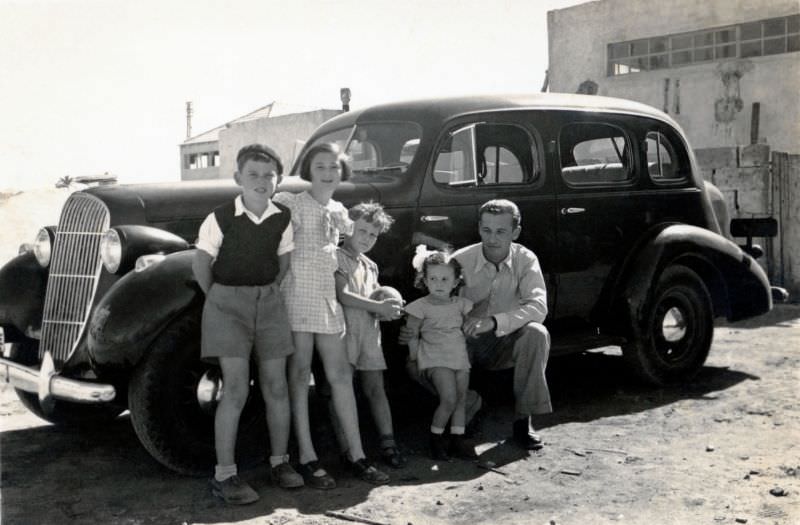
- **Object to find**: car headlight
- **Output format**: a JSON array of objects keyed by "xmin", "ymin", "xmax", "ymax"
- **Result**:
[
  {"xmin": 100, "ymin": 229, "xmax": 123, "ymax": 273},
  {"xmin": 99, "ymin": 225, "xmax": 189, "ymax": 274},
  {"xmin": 33, "ymin": 227, "xmax": 55, "ymax": 267}
]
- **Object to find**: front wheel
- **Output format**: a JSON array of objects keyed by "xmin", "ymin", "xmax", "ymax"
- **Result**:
[
  {"xmin": 623, "ymin": 266, "xmax": 714, "ymax": 385},
  {"xmin": 127, "ymin": 311, "xmax": 268, "ymax": 476}
]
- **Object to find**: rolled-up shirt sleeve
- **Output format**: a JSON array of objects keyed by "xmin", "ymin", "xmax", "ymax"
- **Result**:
[
  {"xmin": 494, "ymin": 251, "xmax": 548, "ymax": 336},
  {"xmin": 196, "ymin": 213, "xmax": 223, "ymax": 258}
]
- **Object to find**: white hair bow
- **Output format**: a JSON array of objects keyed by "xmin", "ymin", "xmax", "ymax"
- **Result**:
[{"xmin": 412, "ymin": 244, "xmax": 436, "ymax": 272}]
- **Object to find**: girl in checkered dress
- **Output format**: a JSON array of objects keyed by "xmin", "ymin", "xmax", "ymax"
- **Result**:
[{"xmin": 274, "ymin": 143, "xmax": 389, "ymax": 487}]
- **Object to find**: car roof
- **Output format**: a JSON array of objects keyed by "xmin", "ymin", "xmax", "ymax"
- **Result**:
[{"xmin": 313, "ymin": 93, "xmax": 682, "ymax": 134}]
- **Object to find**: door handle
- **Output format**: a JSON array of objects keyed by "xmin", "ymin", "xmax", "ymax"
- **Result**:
[
  {"xmin": 560, "ymin": 207, "xmax": 586, "ymax": 215},
  {"xmin": 421, "ymin": 215, "xmax": 449, "ymax": 222}
]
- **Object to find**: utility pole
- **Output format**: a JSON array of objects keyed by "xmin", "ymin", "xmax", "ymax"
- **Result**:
[{"xmin": 186, "ymin": 101, "xmax": 193, "ymax": 139}]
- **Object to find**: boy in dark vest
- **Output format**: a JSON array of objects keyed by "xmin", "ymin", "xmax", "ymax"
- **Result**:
[{"xmin": 193, "ymin": 144, "xmax": 302, "ymax": 504}]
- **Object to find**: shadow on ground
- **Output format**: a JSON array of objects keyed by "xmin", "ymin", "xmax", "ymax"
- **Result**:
[{"xmin": 1, "ymin": 343, "xmax": 759, "ymax": 524}]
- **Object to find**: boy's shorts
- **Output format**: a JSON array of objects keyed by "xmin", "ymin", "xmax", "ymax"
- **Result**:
[
  {"xmin": 343, "ymin": 310, "xmax": 386, "ymax": 371},
  {"xmin": 202, "ymin": 282, "xmax": 294, "ymax": 361}
]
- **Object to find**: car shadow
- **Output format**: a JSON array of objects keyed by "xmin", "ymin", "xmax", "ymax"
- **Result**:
[{"xmin": 0, "ymin": 349, "xmax": 758, "ymax": 524}]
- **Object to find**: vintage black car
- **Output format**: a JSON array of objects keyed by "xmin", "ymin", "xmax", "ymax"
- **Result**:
[{"xmin": 0, "ymin": 93, "xmax": 777, "ymax": 474}]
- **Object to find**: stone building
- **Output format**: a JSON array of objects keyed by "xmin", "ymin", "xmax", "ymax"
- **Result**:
[
  {"xmin": 548, "ymin": 0, "xmax": 800, "ymax": 297},
  {"xmin": 180, "ymin": 102, "xmax": 340, "ymax": 181}
]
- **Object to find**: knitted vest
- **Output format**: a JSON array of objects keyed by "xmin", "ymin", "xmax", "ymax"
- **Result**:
[{"xmin": 211, "ymin": 200, "xmax": 291, "ymax": 286}]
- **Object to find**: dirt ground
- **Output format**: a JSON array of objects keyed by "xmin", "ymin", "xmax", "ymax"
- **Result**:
[{"xmin": 1, "ymin": 305, "xmax": 798, "ymax": 525}]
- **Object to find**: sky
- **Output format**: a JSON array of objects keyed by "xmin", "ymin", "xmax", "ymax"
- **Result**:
[{"xmin": 0, "ymin": 0, "xmax": 586, "ymax": 190}]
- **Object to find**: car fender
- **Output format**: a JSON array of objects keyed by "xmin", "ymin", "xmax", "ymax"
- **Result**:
[
  {"xmin": 87, "ymin": 249, "xmax": 203, "ymax": 371},
  {"xmin": 0, "ymin": 251, "xmax": 47, "ymax": 341},
  {"xmin": 608, "ymin": 224, "xmax": 771, "ymax": 336}
]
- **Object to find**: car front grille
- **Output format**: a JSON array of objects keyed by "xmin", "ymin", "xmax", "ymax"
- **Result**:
[{"xmin": 39, "ymin": 193, "xmax": 109, "ymax": 367}]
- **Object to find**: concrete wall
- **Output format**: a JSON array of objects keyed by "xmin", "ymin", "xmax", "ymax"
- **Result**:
[
  {"xmin": 547, "ymin": 0, "xmax": 800, "ymax": 153},
  {"xmin": 218, "ymin": 109, "xmax": 341, "ymax": 179},
  {"xmin": 180, "ymin": 142, "xmax": 220, "ymax": 181}
]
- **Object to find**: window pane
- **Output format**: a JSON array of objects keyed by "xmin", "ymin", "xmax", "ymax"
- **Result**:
[
  {"xmin": 716, "ymin": 28, "xmax": 736, "ymax": 43},
  {"xmin": 694, "ymin": 47, "xmax": 714, "ymax": 61},
  {"xmin": 609, "ymin": 42, "xmax": 630, "ymax": 59},
  {"xmin": 671, "ymin": 34, "xmax": 693, "ymax": 50},
  {"xmin": 646, "ymin": 132, "xmax": 682, "ymax": 182},
  {"xmin": 716, "ymin": 44, "xmax": 737, "ymax": 59},
  {"xmin": 763, "ymin": 36, "xmax": 786, "ymax": 55},
  {"xmin": 763, "ymin": 17, "xmax": 786, "ymax": 37},
  {"xmin": 650, "ymin": 37, "xmax": 667, "ymax": 53},
  {"xmin": 694, "ymin": 32, "xmax": 714, "ymax": 47},
  {"xmin": 741, "ymin": 40, "xmax": 762, "ymax": 57},
  {"xmin": 788, "ymin": 14, "xmax": 799, "ymax": 33},
  {"xmin": 672, "ymin": 50, "xmax": 692, "ymax": 65},
  {"xmin": 741, "ymin": 21, "xmax": 762, "ymax": 40},
  {"xmin": 631, "ymin": 39, "xmax": 648, "ymax": 55},
  {"xmin": 560, "ymin": 124, "xmax": 631, "ymax": 185},
  {"xmin": 789, "ymin": 34, "xmax": 800, "ymax": 52},
  {"xmin": 650, "ymin": 54, "xmax": 668, "ymax": 69},
  {"xmin": 434, "ymin": 125, "xmax": 475, "ymax": 185}
]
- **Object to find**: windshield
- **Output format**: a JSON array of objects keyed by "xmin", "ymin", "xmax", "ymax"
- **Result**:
[{"xmin": 299, "ymin": 122, "xmax": 422, "ymax": 178}]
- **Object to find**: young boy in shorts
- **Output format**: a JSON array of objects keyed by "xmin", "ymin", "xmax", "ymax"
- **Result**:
[
  {"xmin": 193, "ymin": 143, "xmax": 303, "ymax": 504},
  {"xmin": 333, "ymin": 202, "xmax": 407, "ymax": 468}
]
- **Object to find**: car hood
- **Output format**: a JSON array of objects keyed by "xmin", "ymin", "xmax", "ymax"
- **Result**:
[{"xmin": 83, "ymin": 178, "xmax": 380, "ymax": 226}]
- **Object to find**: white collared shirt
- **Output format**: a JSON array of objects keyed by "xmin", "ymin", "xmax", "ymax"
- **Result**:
[
  {"xmin": 196, "ymin": 195, "xmax": 294, "ymax": 258},
  {"xmin": 452, "ymin": 242, "xmax": 548, "ymax": 336}
]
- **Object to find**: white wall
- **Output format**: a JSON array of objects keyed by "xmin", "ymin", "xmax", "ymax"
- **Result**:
[{"xmin": 548, "ymin": 0, "xmax": 800, "ymax": 153}]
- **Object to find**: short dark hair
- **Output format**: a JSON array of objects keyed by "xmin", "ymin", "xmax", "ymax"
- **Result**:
[
  {"xmin": 299, "ymin": 142, "xmax": 351, "ymax": 182},
  {"xmin": 414, "ymin": 250, "xmax": 464, "ymax": 296},
  {"xmin": 236, "ymin": 144, "xmax": 283, "ymax": 174},
  {"xmin": 479, "ymin": 199, "xmax": 521, "ymax": 228},
  {"xmin": 348, "ymin": 201, "xmax": 394, "ymax": 233}
]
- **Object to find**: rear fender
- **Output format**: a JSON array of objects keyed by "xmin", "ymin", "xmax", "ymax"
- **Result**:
[
  {"xmin": 87, "ymin": 249, "xmax": 204, "ymax": 371},
  {"xmin": 607, "ymin": 224, "xmax": 771, "ymax": 336},
  {"xmin": 0, "ymin": 251, "xmax": 47, "ymax": 341}
]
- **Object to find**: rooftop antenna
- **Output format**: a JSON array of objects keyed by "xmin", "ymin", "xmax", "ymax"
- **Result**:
[{"xmin": 186, "ymin": 101, "xmax": 193, "ymax": 139}]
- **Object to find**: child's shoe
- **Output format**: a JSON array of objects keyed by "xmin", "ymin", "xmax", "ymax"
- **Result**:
[
  {"xmin": 270, "ymin": 461, "xmax": 304, "ymax": 489},
  {"xmin": 429, "ymin": 432, "xmax": 450, "ymax": 461},
  {"xmin": 347, "ymin": 458, "xmax": 390, "ymax": 485},
  {"xmin": 449, "ymin": 435, "xmax": 478, "ymax": 460},
  {"xmin": 297, "ymin": 460, "xmax": 337, "ymax": 490},
  {"xmin": 209, "ymin": 475, "xmax": 260, "ymax": 505},
  {"xmin": 379, "ymin": 435, "xmax": 407, "ymax": 469}
]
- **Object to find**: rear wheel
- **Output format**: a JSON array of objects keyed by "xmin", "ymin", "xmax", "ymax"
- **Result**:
[
  {"xmin": 127, "ymin": 311, "xmax": 268, "ymax": 476},
  {"xmin": 623, "ymin": 266, "xmax": 714, "ymax": 385},
  {"xmin": 9, "ymin": 340, "xmax": 123, "ymax": 426}
]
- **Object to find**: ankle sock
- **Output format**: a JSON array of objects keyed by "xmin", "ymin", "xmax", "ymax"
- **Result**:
[
  {"xmin": 451, "ymin": 426, "xmax": 465, "ymax": 435},
  {"xmin": 214, "ymin": 464, "xmax": 237, "ymax": 482},
  {"xmin": 430, "ymin": 425, "xmax": 445, "ymax": 435},
  {"xmin": 269, "ymin": 454, "xmax": 289, "ymax": 467}
]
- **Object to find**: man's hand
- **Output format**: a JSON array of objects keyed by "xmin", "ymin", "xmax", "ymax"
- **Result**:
[
  {"xmin": 463, "ymin": 316, "xmax": 495, "ymax": 338},
  {"xmin": 398, "ymin": 323, "xmax": 414, "ymax": 345}
]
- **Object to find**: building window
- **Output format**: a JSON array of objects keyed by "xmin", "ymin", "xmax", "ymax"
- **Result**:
[
  {"xmin": 608, "ymin": 13, "xmax": 800, "ymax": 76},
  {"xmin": 184, "ymin": 150, "xmax": 220, "ymax": 170}
]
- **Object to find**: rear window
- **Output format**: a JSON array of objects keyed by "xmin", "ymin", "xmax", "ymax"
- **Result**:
[{"xmin": 559, "ymin": 123, "xmax": 633, "ymax": 186}]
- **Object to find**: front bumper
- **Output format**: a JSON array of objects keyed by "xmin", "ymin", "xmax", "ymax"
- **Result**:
[{"xmin": 0, "ymin": 352, "xmax": 116, "ymax": 404}]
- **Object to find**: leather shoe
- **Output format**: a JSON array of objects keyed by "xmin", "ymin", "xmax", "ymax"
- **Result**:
[{"xmin": 512, "ymin": 418, "xmax": 544, "ymax": 450}]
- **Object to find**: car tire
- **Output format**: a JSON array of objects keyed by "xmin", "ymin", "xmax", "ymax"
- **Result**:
[
  {"xmin": 127, "ymin": 310, "xmax": 268, "ymax": 476},
  {"xmin": 623, "ymin": 265, "xmax": 714, "ymax": 385},
  {"xmin": 8, "ymin": 340, "xmax": 123, "ymax": 426}
]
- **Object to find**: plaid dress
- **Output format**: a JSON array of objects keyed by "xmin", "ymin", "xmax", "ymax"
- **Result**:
[{"xmin": 274, "ymin": 191, "xmax": 353, "ymax": 334}]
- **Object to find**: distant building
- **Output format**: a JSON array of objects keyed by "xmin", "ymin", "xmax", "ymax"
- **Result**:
[
  {"xmin": 547, "ymin": 0, "xmax": 799, "ymax": 153},
  {"xmin": 180, "ymin": 102, "xmax": 341, "ymax": 180}
]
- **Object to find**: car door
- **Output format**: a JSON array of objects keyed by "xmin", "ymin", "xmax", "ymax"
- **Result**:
[{"xmin": 415, "ymin": 112, "xmax": 557, "ymax": 310}]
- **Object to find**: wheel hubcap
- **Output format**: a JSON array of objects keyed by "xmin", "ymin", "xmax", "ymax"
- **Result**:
[
  {"xmin": 661, "ymin": 306, "xmax": 687, "ymax": 342},
  {"xmin": 196, "ymin": 369, "xmax": 223, "ymax": 414}
]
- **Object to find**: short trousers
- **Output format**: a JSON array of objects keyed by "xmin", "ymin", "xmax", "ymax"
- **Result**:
[
  {"xmin": 344, "ymin": 312, "xmax": 386, "ymax": 371},
  {"xmin": 201, "ymin": 282, "xmax": 294, "ymax": 361}
]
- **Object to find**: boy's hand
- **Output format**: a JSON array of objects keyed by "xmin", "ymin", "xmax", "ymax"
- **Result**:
[{"xmin": 376, "ymin": 298, "xmax": 404, "ymax": 321}]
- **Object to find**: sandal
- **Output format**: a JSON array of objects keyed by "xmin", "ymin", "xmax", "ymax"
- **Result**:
[
  {"xmin": 347, "ymin": 458, "xmax": 390, "ymax": 485},
  {"xmin": 296, "ymin": 460, "xmax": 336, "ymax": 490}
]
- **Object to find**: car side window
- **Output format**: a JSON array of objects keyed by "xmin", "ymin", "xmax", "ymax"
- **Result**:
[
  {"xmin": 433, "ymin": 123, "xmax": 538, "ymax": 187},
  {"xmin": 646, "ymin": 131, "xmax": 686, "ymax": 183},
  {"xmin": 560, "ymin": 123, "xmax": 633, "ymax": 186}
]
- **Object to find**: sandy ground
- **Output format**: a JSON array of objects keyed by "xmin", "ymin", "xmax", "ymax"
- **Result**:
[{"xmin": 1, "ymin": 305, "xmax": 798, "ymax": 525}]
